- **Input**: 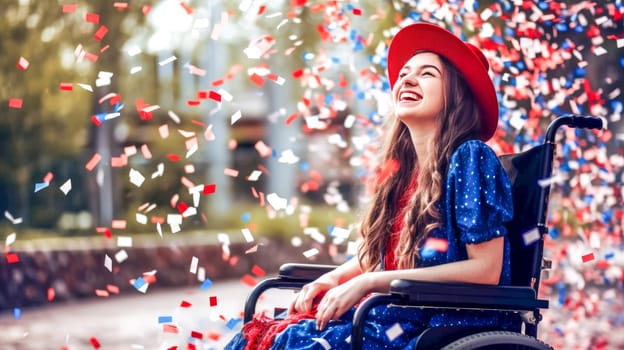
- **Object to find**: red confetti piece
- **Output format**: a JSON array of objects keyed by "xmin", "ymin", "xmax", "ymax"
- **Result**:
[
  {"xmin": 187, "ymin": 100, "xmax": 200, "ymax": 106},
  {"xmin": 240, "ymin": 274, "xmax": 257, "ymax": 287},
  {"xmin": 208, "ymin": 90, "xmax": 222, "ymax": 102},
  {"xmin": 85, "ymin": 13, "xmax": 99, "ymax": 24},
  {"xmin": 180, "ymin": 300, "xmax": 192, "ymax": 308},
  {"xmin": 142, "ymin": 5, "xmax": 151, "ymax": 15},
  {"xmin": 107, "ymin": 284, "xmax": 120, "ymax": 294},
  {"xmin": 251, "ymin": 264, "xmax": 265, "ymax": 278},
  {"xmin": 352, "ymin": 8, "xmax": 362, "ymax": 16},
  {"xmin": 6, "ymin": 253, "xmax": 19, "ymax": 264},
  {"xmin": 249, "ymin": 73, "xmax": 265, "ymax": 87},
  {"xmin": 85, "ymin": 153, "xmax": 102, "ymax": 171},
  {"xmin": 258, "ymin": 5, "xmax": 267, "ymax": 15},
  {"xmin": 177, "ymin": 202, "xmax": 189, "ymax": 214},
  {"xmin": 91, "ymin": 115, "xmax": 102, "ymax": 126},
  {"xmin": 60, "ymin": 83, "xmax": 73, "ymax": 91},
  {"xmin": 93, "ymin": 25, "xmax": 109, "ymax": 41},
  {"xmin": 292, "ymin": 68, "xmax": 304, "ymax": 79},
  {"xmin": 212, "ymin": 79, "xmax": 224, "ymax": 86},
  {"xmin": 203, "ymin": 183, "xmax": 216, "ymax": 194},
  {"xmin": 285, "ymin": 113, "xmax": 299, "ymax": 125},
  {"xmin": 167, "ymin": 154, "xmax": 181, "ymax": 162},
  {"xmin": 582, "ymin": 252, "xmax": 595, "ymax": 263},
  {"xmin": 180, "ymin": 1, "xmax": 193, "ymax": 14},
  {"xmin": 17, "ymin": 57, "xmax": 29, "ymax": 70},
  {"xmin": 209, "ymin": 296, "xmax": 218, "ymax": 306},
  {"xmin": 47, "ymin": 288, "xmax": 55, "ymax": 301},
  {"xmin": 191, "ymin": 330, "xmax": 203, "ymax": 339},
  {"xmin": 43, "ymin": 172, "xmax": 54, "ymax": 183},
  {"xmin": 163, "ymin": 324, "xmax": 179, "ymax": 334},
  {"xmin": 90, "ymin": 337, "xmax": 101, "ymax": 349},
  {"xmin": 96, "ymin": 227, "xmax": 112, "ymax": 239},
  {"xmin": 62, "ymin": 4, "xmax": 77, "ymax": 13},
  {"xmin": 9, "ymin": 98, "xmax": 23, "ymax": 109}
]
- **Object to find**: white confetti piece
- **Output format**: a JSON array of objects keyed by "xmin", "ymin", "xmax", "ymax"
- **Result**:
[
  {"xmin": 312, "ymin": 338, "xmax": 331, "ymax": 350},
  {"xmin": 385, "ymin": 323, "xmax": 403, "ymax": 341},
  {"xmin": 117, "ymin": 236, "xmax": 133, "ymax": 247},
  {"xmin": 136, "ymin": 213, "xmax": 147, "ymax": 225},
  {"xmin": 182, "ymin": 206, "xmax": 197, "ymax": 218},
  {"xmin": 168, "ymin": 110, "xmax": 181, "ymax": 123},
  {"xmin": 167, "ymin": 214, "xmax": 182, "ymax": 225},
  {"xmin": 170, "ymin": 223, "xmax": 181, "ymax": 234},
  {"xmin": 127, "ymin": 46, "xmax": 142, "ymax": 56},
  {"xmin": 130, "ymin": 66, "xmax": 142, "ymax": 74},
  {"xmin": 190, "ymin": 256, "xmax": 199, "ymax": 274},
  {"xmin": 247, "ymin": 170, "xmax": 262, "ymax": 181},
  {"xmin": 129, "ymin": 168, "xmax": 146, "ymax": 187},
  {"xmin": 522, "ymin": 228, "xmax": 540, "ymax": 246},
  {"xmin": 115, "ymin": 249, "xmax": 128, "ymax": 263},
  {"xmin": 4, "ymin": 211, "xmax": 23, "ymax": 225},
  {"xmin": 255, "ymin": 140, "xmax": 272, "ymax": 157},
  {"xmin": 159, "ymin": 55, "xmax": 177, "ymax": 66},
  {"xmin": 151, "ymin": 163, "xmax": 165, "ymax": 179},
  {"xmin": 231, "ymin": 110, "xmax": 242, "ymax": 125},
  {"xmin": 277, "ymin": 149, "xmax": 299, "ymax": 164},
  {"xmin": 538, "ymin": 173, "xmax": 567, "ymax": 187},
  {"xmin": 241, "ymin": 228, "xmax": 254, "ymax": 243},
  {"xmin": 303, "ymin": 248, "xmax": 319, "ymax": 258},
  {"xmin": 156, "ymin": 223, "xmax": 163, "ymax": 238},
  {"xmin": 59, "ymin": 179, "xmax": 72, "ymax": 195},
  {"xmin": 266, "ymin": 193, "xmax": 288, "ymax": 210},
  {"xmin": 5, "ymin": 232, "xmax": 16, "ymax": 246},
  {"xmin": 104, "ymin": 254, "xmax": 113, "ymax": 272},
  {"xmin": 77, "ymin": 83, "xmax": 93, "ymax": 92}
]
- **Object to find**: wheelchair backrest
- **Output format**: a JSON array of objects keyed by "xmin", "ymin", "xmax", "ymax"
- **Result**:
[{"xmin": 499, "ymin": 144, "xmax": 549, "ymax": 288}]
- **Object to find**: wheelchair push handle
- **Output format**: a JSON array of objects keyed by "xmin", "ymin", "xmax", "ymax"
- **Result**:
[{"xmin": 545, "ymin": 114, "xmax": 604, "ymax": 143}]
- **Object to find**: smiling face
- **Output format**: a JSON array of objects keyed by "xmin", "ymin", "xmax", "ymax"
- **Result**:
[{"xmin": 391, "ymin": 52, "xmax": 446, "ymax": 133}]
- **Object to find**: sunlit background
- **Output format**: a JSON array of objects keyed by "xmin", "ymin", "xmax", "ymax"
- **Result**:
[{"xmin": 1, "ymin": 0, "xmax": 623, "ymax": 349}]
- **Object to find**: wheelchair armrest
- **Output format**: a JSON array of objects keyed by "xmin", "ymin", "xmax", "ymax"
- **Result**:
[
  {"xmin": 389, "ymin": 279, "xmax": 549, "ymax": 311},
  {"xmin": 243, "ymin": 263, "xmax": 339, "ymax": 323},
  {"xmin": 278, "ymin": 263, "xmax": 339, "ymax": 281}
]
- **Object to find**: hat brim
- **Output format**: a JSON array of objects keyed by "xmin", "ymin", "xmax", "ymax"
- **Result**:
[{"xmin": 387, "ymin": 23, "xmax": 498, "ymax": 141}]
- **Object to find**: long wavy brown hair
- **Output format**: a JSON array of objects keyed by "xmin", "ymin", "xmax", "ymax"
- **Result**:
[{"xmin": 357, "ymin": 54, "xmax": 485, "ymax": 271}]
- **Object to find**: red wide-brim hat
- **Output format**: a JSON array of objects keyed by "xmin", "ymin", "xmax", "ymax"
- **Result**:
[{"xmin": 387, "ymin": 22, "xmax": 499, "ymax": 141}]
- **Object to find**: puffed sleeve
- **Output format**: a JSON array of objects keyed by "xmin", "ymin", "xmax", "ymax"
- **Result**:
[{"xmin": 447, "ymin": 140, "xmax": 513, "ymax": 244}]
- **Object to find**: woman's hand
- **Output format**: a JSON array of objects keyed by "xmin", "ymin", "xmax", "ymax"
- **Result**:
[
  {"xmin": 288, "ymin": 273, "xmax": 340, "ymax": 315},
  {"xmin": 314, "ymin": 274, "xmax": 371, "ymax": 331}
]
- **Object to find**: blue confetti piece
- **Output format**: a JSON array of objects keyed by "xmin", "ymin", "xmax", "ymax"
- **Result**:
[
  {"xmin": 241, "ymin": 212, "xmax": 251, "ymax": 222},
  {"xmin": 604, "ymin": 252, "xmax": 615, "ymax": 260},
  {"xmin": 200, "ymin": 278, "xmax": 213, "ymax": 291},
  {"xmin": 13, "ymin": 308, "xmax": 21, "ymax": 320},
  {"xmin": 34, "ymin": 182, "xmax": 49, "ymax": 193},
  {"xmin": 133, "ymin": 276, "xmax": 146, "ymax": 290},
  {"xmin": 302, "ymin": 52, "xmax": 314, "ymax": 61},
  {"xmin": 158, "ymin": 316, "xmax": 173, "ymax": 324},
  {"xmin": 226, "ymin": 318, "xmax": 242, "ymax": 330},
  {"xmin": 300, "ymin": 161, "xmax": 309, "ymax": 171}
]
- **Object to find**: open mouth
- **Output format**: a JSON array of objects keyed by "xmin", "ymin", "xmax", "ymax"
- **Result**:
[{"xmin": 399, "ymin": 91, "xmax": 422, "ymax": 102}]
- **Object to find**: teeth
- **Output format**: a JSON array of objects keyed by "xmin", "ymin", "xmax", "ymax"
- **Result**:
[{"xmin": 400, "ymin": 91, "xmax": 421, "ymax": 101}]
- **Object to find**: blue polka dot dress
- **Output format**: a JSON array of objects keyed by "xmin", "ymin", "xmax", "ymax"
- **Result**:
[{"xmin": 225, "ymin": 140, "xmax": 517, "ymax": 350}]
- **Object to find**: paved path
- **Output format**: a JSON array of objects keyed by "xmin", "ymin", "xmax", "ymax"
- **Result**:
[{"xmin": 0, "ymin": 279, "xmax": 295, "ymax": 350}]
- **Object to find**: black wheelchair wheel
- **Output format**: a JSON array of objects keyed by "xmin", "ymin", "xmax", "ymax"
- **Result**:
[{"xmin": 441, "ymin": 331, "xmax": 553, "ymax": 350}]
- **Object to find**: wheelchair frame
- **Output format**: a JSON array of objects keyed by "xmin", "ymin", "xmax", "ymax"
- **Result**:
[{"xmin": 242, "ymin": 114, "xmax": 604, "ymax": 349}]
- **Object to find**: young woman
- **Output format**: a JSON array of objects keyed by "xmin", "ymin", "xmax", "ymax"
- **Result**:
[{"xmin": 226, "ymin": 22, "xmax": 517, "ymax": 350}]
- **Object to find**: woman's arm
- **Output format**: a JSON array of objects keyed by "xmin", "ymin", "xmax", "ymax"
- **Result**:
[
  {"xmin": 314, "ymin": 236, "xmax": 504, "ymax": 330},
  {"xmin": 363, "ymin": 236, "xmax": 504, "ymax": 293}
]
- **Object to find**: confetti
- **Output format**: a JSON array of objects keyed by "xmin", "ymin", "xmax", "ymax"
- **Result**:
[
  {"xmin": 115, "ymin": 250, "xmax": 128, "ymax": 263},
  {"xmin": 59, "ymin": 179, "xmax": 72, "ymax": 195},
  {"xmin": 209, "ymin": 296, "xmax": 218, "ymax": 306},
  {"xmin": 254, "ymin": 141, "xmax": 272, "ymax": 158},
  {"xmin": 241, "ymin": 228, "xmax": 254, "ymax": 242},
  {"xmin": 190, "ymin": 256, "xmax": 199, "ymax": 274},
  {"xmin": 85, "ymin": 153, "xmax": 102, "ymax": 171},
  {"xmin": 17, "ymin": 56, "xmax": 29, "ymax": 70},
  {"xmin": 104, "ymin": 254, "xmax": 112, "ymax": 272},
  {"xmin": 129, "ymin": 168, "xmax": 146, "ymax": 187},
  {"xmin": 312, "ymin": 338, "xmax": 332, "ymax": 350},
  {"xmin": 200, "ymin": 278, "xmax": 213, "ymax": 291},
  {"xmin": 582, "ymin": 252, "xmax": 596, "ymax": 263},
  {"xmin": 385, "ymin": 323, "xmax": 403, "ymax": 341},
  {"xmin": 117, "ymin": 236, "xmax": 132, "ymax": 247},
  {"xmin": 231, "ymin": 110, "xmax": 242, "ymax": 125},
  {"xmin": 13, "ymin": 308, "xmax": 21, "ymax": 320},
  {"xmin": 266, "ymin": 193, "xmax": 287, "ymax": 210},
  {"xmin": 6, "ymin": 253, "xmax": 19, "ymax": 264},
  {"xmin": 9, "ymin": 98, "xmax": 23, "ymax": 109},
  {"xmin": 303, "ymin": 248, "xmax": 319, "ymax": 258},
  {"xmin": 240, "ymin": 274, "xmax": 257, "ymax": 287},
  {"xmin": 5, "ymin": 232, "xmax": 16, "ymax": 246},
  {"xmin": 158, "ymin": 316, "xmax": 173, "ymax": 324}
]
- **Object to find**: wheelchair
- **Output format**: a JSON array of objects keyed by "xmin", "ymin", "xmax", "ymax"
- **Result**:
[{"xmin": 242, "ymin": 114, "xmax": 604, "ymax": 349}]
